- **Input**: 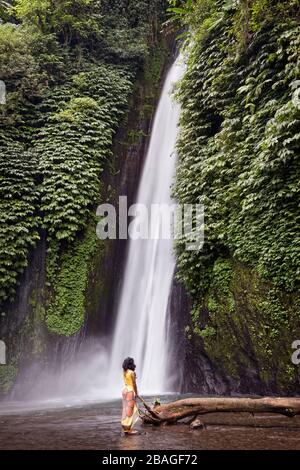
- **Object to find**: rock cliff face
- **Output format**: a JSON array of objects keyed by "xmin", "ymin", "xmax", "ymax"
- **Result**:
[
  {"xmin": 167, "ymin": 274, "xmax": 229, "ymax": 395},
  {"xmin": 0, "ymin": 235, "xmax": 47, "ymax": 396},
  {"xmin": 169, "ymin": 262, "xmax": 300, "ymax": 396}
]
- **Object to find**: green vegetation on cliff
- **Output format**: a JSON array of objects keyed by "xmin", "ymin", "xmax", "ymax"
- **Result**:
[
  {"xmin": 0, "ymin": 0, "xmax": 167, "ymax": 335},
  {"xmin": 171, "ymin": 0, "xmax": 300, "ymax": 391}
]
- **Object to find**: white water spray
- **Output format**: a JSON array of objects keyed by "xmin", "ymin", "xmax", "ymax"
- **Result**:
[{"xmin": 108, "ymin": 56, "xmax": 184, "ymax": 395}]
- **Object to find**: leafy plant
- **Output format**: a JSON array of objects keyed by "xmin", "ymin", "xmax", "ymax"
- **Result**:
[
  {"xmin": 174, "ymin": 4, "xmax": 300, "ymax": 306},
  {"xmin": 14, "ymin": 0, "xmax": 103, "ymax": 45},
  {"xmin": 0, "ymin": 0, "xmax": 167, "ymax": 321}
]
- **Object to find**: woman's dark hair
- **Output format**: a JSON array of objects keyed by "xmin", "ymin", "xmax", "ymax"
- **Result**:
[{"xmin": 122, "ymin": 357, "xmax": 136, "ymax": 371}]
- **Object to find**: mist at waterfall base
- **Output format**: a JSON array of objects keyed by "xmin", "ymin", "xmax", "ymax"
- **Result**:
[{"xmin": 4, "ymin": 57, "xmax": 185, "ymax": 408}]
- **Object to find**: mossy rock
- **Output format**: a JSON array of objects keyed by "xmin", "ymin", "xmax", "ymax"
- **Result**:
[
  {"xmin": 46, "ymin": 225, "xmax": 105, "ymax": 337},
  {"xmin": 195, "ymin": 257, "xmax": 300, "ymax": 392},
  {"xmin": 0, "ymin": 364, "xmax": 18, "ymax": 395}
]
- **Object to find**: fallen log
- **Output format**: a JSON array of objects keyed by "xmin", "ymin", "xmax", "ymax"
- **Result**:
[{"xmin": 138, "ymin": 397, "xmax": 300, "ymax": 425}]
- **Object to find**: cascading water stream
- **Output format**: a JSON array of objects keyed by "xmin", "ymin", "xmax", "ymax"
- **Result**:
[{"xmin": 107, "ymin": 56, "xmax": 184, "ymax": 395}]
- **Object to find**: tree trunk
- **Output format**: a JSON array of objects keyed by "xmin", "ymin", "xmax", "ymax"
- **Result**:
[{"xmin": 138, "ymin": 397, "xmax": 300, "ymax": 425}]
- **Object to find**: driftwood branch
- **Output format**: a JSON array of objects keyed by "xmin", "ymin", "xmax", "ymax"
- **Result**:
[
  {"xmin": 138, "ymin": 395, "xmax": 162, "ymax": 421},
  {"xmin": 138, "ymin": 397, "xmax": 300, "ymax": 425}
]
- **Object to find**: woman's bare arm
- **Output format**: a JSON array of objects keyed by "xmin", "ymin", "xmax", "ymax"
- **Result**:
[{"xmin": 132, "ymin": 371, "xmax": 138, "ymax": 397}]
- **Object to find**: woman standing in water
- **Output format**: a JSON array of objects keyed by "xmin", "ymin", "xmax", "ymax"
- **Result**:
[{"xmin": 121, "ymin": 357, "xmax": 139, "ymax": 435}]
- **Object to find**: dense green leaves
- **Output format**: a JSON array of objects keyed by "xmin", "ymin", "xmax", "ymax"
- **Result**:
[
  {"xmin": 0, "ymin": 57, "xmax": 132, "ymax": 307},
  {"xmin": 14, "ymin": 0, "xmax": 103, "ymax": 45},
  {"xmin": 0, "ymin": 141, "xmax": 40, "ymax": 303},
  {"xmin": 0, "ymin": 0, "xmax": 166, "ymax": 315},
  {"xmin": 36, "ymin": 64, "xmax": 133, "ymax": 241},
  {"xmin": 174, "ymin": 5, "xmax": 300, "ymax": 299},
  {"xmin": 100, "ymin": 0, "xmax": 167, "ymax": 62},
  {"xmin": 172, "ymin": 3, "xmax": 300, "ymax": 389},
  {"xmin": 46, "ymin": 226, "xmax": 103, "ymax": 336}
]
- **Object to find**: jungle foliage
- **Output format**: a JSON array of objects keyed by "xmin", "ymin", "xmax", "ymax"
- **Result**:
[
  {"xmin": 170, "ymin": 0, "xmax": 300, "ymax": 390},
  {"xmin": 0, "ymin": 1, "xmax": 167, "ymax": 320},
  {"xmin": 171, "ymin": 0, "xmax": 300, "ymax": 295}
]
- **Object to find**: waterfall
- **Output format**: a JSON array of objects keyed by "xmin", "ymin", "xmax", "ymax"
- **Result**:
[
  {"xmin": 108, "ymin": 56, "xmax": 184, "ymax": 395},
  {"xmin": 7, "ymin": 57, "xmax": 184, "ymax": 405}
]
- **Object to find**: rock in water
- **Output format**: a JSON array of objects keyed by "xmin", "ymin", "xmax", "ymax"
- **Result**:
[{"xmin": 190, "ymin": 418, "xmax": 205, "ymax": 430}]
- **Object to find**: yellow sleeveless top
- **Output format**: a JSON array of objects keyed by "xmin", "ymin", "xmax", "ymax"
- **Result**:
[{"xmin": 123, "ymin": 369, "xmax": 135, "ymax": 391}]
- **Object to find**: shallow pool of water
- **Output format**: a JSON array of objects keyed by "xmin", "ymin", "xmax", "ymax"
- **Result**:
[{"xmin": 1, "ymin": 396, "xmax": 300, "ymax": 450}]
